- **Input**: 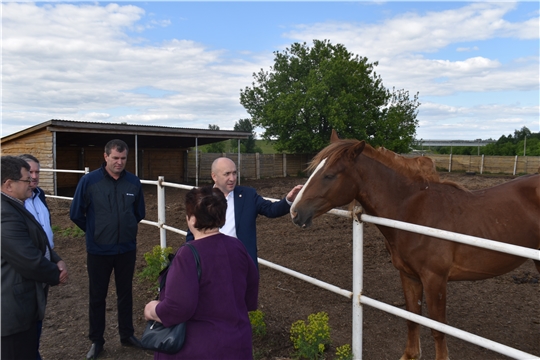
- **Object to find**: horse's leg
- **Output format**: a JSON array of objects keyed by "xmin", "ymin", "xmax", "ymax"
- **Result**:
[
  {"xmin": 399, "ymin": 272, "xmax": 423, "ymax": 360},
  {"xmin": 423, "ymin": 274, "xmax": 449, "ymax": 360}
]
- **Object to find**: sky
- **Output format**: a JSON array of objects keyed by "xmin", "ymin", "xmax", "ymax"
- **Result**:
[{"xmin": 1, "ymin": 1, "xmax": 539, "ymax": 141}]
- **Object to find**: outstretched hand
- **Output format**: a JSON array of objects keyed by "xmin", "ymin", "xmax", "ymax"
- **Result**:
[{"xmin": 286, "ymin": 185, "xmax": 303, "ymax": 203}]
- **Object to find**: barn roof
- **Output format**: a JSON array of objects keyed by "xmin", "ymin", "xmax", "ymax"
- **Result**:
[{"xmin": 1, "ymin": 119, "xmax": 251, "ymax": 148}]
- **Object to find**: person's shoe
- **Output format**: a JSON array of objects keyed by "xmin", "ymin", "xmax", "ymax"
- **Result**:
[
  {"xmin": 121, "ymin": 335, "xmax": 142, "ymax": 348},
  {"xmin": 86, "ymin": 343, "xmax": 103, "ymax": 360}
]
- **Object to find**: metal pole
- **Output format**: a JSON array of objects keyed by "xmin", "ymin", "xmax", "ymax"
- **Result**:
[
  {"xmin": 157, "ymin": 176, "xmax": 167, "ymax": 248},
  {"xmin": 53, "ymin": 131, "xmax": 57, "ymax": 195},
  {"xmin": 135, "ymin": 134, "xmax": 138, "ymax": 177},
  {"xmin": 352, "ymin": 207, "xmax": 363, "ymax": 359},
  {"xmin": 195, "ymin": 138, "xmax": 199, "ymax": 187}
]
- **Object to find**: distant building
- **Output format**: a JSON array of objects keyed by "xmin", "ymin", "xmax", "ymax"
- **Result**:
[{"xmin": 0, "ymin": 120, "xmax": 249, "ymax": 195}]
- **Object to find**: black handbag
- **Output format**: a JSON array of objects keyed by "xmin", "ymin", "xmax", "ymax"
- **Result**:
[{"xmin": 140, "ymin": 243, "xmax": 201, "ymax": 354}]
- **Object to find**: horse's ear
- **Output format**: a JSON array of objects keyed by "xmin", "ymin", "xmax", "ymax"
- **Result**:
[
  {"xmin": 330, "ymin": 129, "xmax": 340, "ymax": 143},
  {"xmin": 351, "ymin": 141, "xmax": 366, "ymax": 158}
]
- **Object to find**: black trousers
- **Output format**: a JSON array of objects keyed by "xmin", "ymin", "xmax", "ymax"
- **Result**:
[
  {"xmin": 1, "ymin": 323, "xmax": 38, "ymax": 360},
  {"xmin": 87, "ymin": 250, "xmax": 136, "ymax": 344}
]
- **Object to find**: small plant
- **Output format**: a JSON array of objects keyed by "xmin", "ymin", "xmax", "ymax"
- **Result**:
[
  {"xmin": 290, "ymin": 312, "xmax": 330, "ymax": 360},
  {"xmin": 59, "ymin": 225, "xmax": 85, "ymax": 237},
  {"xmin": 249, "ymin": 309, "xmax": 267, "ymax": 338},
  {"xmin": 335, "ymin": 344, "xmax": 353, "ymax": 360},
  {"xmin": 51, "ymin": 225, "xmax": 61, "ymax": 233},
  {"xmin": 137, "ymin": 245, "xmax": 174, "ymax": 288}
]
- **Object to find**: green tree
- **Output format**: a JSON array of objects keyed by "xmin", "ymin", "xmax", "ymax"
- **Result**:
[
  {"xmin": 231, "ymin": 118, "xmax": 262, "ymax": 153},
  {"xmin": 205, "ymin": 124, "xmax": 227, "ymax": 153},
  {"xmin": 240, "ymin": 39, "xmax": 420, "ymax": 153}
]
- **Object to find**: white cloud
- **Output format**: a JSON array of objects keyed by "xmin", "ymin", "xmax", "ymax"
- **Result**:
[
  {"xmin": 1, "ymin": 2, "xmax": 538, "ymax": 140},
  {"xmin": 1, "ymin": 2, "xmax": 260, "ymax": 136},
  {"xmin": 456, "ymin": 46, "xmax": 479, "ymax": 52},
  {"xmin": 416, "ymin": 102, "xmax": 539, "ymax": 139}
]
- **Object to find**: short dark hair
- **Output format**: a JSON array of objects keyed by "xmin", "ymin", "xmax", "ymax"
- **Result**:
[
  {"xmin": 185, "ymin": 186, "xmax": 227, "ymax": 231},
  {"xmin": 1, "ymin": 156, "xmax": 30, "ymax": 184},
  {"xmin": 19, "ymin": 154, "xmax": 40, "ymax": 164},
  {"xmin": 104, "ymin": 139, "xmax": 129, "ymax": 155}
]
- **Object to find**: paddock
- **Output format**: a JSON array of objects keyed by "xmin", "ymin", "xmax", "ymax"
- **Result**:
[{"xmin": 39, "ymin": 169, "xmax": 538, "ymax": 358}]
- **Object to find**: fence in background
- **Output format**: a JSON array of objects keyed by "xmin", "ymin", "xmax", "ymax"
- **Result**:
[{"xmin": 187, "ymin": 152, "xmax": 540, "ymax": 183}]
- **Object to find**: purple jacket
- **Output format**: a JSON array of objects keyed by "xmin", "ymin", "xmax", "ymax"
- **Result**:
[{"xmin": 155, "ymin": 233, "xmax": 259, "ymax": 360}]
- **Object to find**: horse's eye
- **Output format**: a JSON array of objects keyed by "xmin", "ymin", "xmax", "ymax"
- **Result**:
[{"xmin": 324, "ymin": 174, "xmax": 335, "ymax": 180}]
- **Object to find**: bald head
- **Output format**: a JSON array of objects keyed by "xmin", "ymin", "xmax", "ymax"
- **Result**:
[{"xmin": 211, "ymin": 157, "xmax": 237, "ymax": 196}]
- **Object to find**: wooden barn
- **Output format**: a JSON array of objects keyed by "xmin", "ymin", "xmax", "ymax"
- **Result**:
[{"xmin": 0, "ymin": 120, "xmax": 249, "ymax": 195}]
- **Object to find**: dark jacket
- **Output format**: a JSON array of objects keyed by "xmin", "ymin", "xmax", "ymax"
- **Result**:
[
  {"xmin": 69, "ymin": 163, "xmax": 145, "ymax": 255},
  {"xmin": 187, "ymin": 185, "xmax": 290, "ymax": 266},
  {"xmin": 36, "ymin": 186, "xmax": 49, "ymax": 210},
  {"xmin": 1, "ymin": 194, "xmax": 61, "ymax": 336}
]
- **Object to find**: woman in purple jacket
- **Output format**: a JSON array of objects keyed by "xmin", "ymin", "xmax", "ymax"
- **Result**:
[{"xmin": 144, "ymin": 186, "xmax": 259, "ymax": 359}]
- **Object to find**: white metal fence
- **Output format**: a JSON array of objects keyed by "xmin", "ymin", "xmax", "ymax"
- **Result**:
[{"xmin": 45, "ymin": 169, "xmax": 540, "ymax": 359}]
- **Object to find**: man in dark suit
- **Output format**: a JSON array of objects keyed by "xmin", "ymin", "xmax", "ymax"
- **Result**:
[
  {"xmin": 188, "ymin": 157, "xmax": 302, "ymax": 267},
  {"xmin": 1, "ymin": 156, "xmax": 68, "ymax": 360},
  {"xmin": 19, "ymin": 153, "xmax": 68, "ymax": 360}
]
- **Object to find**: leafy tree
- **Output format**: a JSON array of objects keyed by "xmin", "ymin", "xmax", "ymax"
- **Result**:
[
  {"xmin": 231, "ymin": 119, "xmax": 262, "ymax": 153},
  {"xmin": 205, "ymin": 124, "xmax": 227, "ymax": 153},
  {"xmin": 240, "ymin": 39, "xmax": 420, "ymax": 153}
]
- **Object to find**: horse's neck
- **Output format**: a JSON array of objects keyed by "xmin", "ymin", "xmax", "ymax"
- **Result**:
[{"xmin": 354, "ymin": 155, "xmax": 424, "ymax": 218}]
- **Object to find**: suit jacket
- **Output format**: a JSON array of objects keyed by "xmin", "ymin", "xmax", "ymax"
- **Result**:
[
  {"xmin": 187, "ymin": 186, "xmax": 291, "ymax": 267},
  {"xmin": 1, "ymin": 194, "xmax": 61, "ymax": 336}
]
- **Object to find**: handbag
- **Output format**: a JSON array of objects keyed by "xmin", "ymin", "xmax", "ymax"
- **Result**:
[{"xmin": 140, "ymin": 243, "xmax": 201, "ymax": 354}]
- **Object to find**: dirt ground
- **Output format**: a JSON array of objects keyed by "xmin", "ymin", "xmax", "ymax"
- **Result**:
[{"xmin": 41, "ymin": 172, "xmax": 539, "ymax": 360}]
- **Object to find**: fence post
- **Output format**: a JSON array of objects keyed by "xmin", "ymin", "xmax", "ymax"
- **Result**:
[
  {"xmin": 513, "ymin": 155, "xmax": 518, "ymax": 175},
  {"xmin": 283, "ymin": 154, "xmax": 287, "ymax": 177},
  {"xmin": 256, "ymin": 153, "xmax": 260, "ymax": 179},
  {"xmin": 480, "ymin": 155, "xmax": 484, "ymax": 174},
  {"xmin": 448, "ymin": 154, "xmax": 452, "ymax": 172},
  {"xmin": 352, "ymin": 207, "xmax": 363, "ymax": 359},
  {"xmin": 157, "ymin": 176, "xmax": 167, "ymax": 248}
]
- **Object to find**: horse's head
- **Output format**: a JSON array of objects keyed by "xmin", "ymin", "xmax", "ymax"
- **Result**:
[{"xmin": 291, "ymin": 136, "xmax": 366, "ymax": 228}]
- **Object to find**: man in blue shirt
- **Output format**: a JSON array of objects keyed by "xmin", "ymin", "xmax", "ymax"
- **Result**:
[{"xmin": 19, "ymin": 154, "xmax": 68, "ymax": 360}]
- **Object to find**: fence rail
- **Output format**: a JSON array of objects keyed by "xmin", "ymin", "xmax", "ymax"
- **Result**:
[
  {"xmin": 188, "ymin": 153, "xmax": 539, "ymax": 183},
  {"xmin": 44, "ymin": 169, "xmax": 539, "ymax": 359}
]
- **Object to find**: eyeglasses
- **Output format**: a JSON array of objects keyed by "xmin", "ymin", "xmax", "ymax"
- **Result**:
[{"xmin": 13, "ymin": 178, "xmax": 32, "ymax": 184}]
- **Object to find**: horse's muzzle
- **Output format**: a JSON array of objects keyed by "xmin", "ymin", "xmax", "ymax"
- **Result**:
[{"xmin": 290, "ymin": 208, "xmax": 313, "ymax": 228}]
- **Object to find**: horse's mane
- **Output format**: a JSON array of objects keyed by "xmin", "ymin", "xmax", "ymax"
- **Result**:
[{"xmin": 308, "ymin": 139, "xmax": 466, "ymax": 189}]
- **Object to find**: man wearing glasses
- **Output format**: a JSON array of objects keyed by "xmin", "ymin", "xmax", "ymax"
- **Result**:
[
  {"xmin": 1, "ymin": 156, "xmax": 68, "ymax": 360},
  {"xmin": 19, "ymin": 154, "xmax": 68, "ymax": 359}
]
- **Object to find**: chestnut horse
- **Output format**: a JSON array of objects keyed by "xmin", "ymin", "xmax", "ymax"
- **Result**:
[{"xmin": 290, "ymin": 133, "xmax": 540, "ymax": 360}]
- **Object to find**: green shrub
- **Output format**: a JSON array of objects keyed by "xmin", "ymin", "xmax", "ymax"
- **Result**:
[
  {"xmin": 58, "ymin": 225, "xmax": 85, "ymax": 237},
  {"xmin": 249, "ymin": 309, "xmax": 267, "ymax": 338},
  {"xmin": 335, "ymin": 344, "xmax": 353, "ymax": 360},
  {"xmin": 290, "ymin": 312, "xmax": 330, "ymax": 360},
  {"xmin": 137, "ymin": 245, "xmax": 174, "ymax": 289}
]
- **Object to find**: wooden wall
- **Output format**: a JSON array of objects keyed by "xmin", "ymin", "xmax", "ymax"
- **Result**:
[
  {"xmin": 139, "ymin": 148, "xmax": 185, "ymax": 183},
  {"xmin": 0, "ymin": 129, "xmax": 54, "ymax": 194},
  {"xmin": 426, "ymin": 154, "xmax": 540, "ymax": 175},
  {"xmin": 185, "ymin": 152, "xmax": 315, "ymax": 184}
]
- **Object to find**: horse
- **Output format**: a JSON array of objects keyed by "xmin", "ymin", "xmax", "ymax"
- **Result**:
[{"xmin": 290, "ymin": 131, "xmax": 540, "ymax": 360}]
